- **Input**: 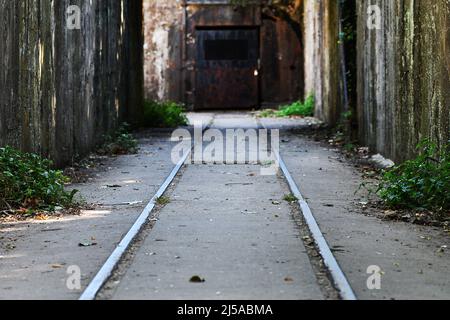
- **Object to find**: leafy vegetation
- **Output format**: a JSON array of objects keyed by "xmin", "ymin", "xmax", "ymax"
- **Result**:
[
  {"xmin": 377, "ymin": 140, "xmax": 450, "ymax": 213},
  {"xmin": 156, "ymin": 196, "xmax": 171, "ymax": 206},
  {"xmin": 143, "ymin": 100, "xmax": 188, "ymax": 128},
  {"xmin": 0, "ymin": 147, "xmax": 77, "ymax": 212},
  {"xmin": 343, "ymin": 143, "xmax": 356, "ymax": 153},
  {"xmin": 277, "ymin": 95, "xmax": 315, "ymax": 117},
  {"xmin": 259, "ymin": 95, "xmax": 315, "ymax": 118},
  {"xmin": 283, "ymin": 194, "xmax": 298, "ymax": 203},
  {"xmin": 98, "ymin": 123, "xmax": 138, "ymax": 155},
  {"xmin": 340, "ymin": 0, "xmax": 357, "ymax": 120}
]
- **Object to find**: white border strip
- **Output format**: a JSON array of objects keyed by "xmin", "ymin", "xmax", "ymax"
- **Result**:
[
  {"xmin": 79, "ymin": 150, "xmax": 191, "ymax": 301},
  {"xmin": 277, "ymin": 153, "xmax": 357, "ymax": 301}
]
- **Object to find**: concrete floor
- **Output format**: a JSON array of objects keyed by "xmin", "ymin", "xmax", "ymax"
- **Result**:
[
  {"xmin": 281, "ymin": 134, "xmax": 450, "ymax": 300},
  {"xmin": 0, "ymin": 134, "xmax": 177, "ymax": 300},
  {"xmin": 106, "ymin": 164, "xmax": 324, "ymax": 300}
]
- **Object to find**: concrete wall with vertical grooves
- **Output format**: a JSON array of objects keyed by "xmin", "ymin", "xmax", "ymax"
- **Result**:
[
  {"xmin": 304, "ymin": 0, "xmax": 448, "ymax": 163},
  {"xmin": 0, "ymin": 0, "xmax": 143, "ymax": 167},
  {"xmin": 143, "ymin": 0, "xmax": 183, "ymax": 103},
  {"xmin": 357, "ymin": 0, "xmax": 449, "ymax": 162},
  {"xmin": 303, "ymin": 0, "xmax": 342, "ymax": 125}
]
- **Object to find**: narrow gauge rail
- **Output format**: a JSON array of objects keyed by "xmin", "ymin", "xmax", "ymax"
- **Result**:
[{"xmin": 80, "ymin": 125, "xmax": 357, "ymax": 301}]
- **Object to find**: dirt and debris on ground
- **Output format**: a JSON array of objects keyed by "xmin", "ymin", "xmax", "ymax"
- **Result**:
[
  {"xmin": 0, "ymin": 133, "xmax": 178, "ymax": 300},
  {"xmin": 293, "ymin": 126, "xmax": 449, "ymax": 230},
  {"xmin": 0, "ymin": 112, "xmax": 448, "ymax": 300}
]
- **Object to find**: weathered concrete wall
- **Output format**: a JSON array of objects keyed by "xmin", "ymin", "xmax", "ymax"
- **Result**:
[
  {"xmin": 303, "ymin": 0, "xmax": 342, "ymax": 125},
  {"xmin": 0, "ymin": 0, "xmax": 143, "ymax": 167},
  {"xmin": 357, "ymin": 0, "xmax": 450, "ymax": 162},
  {"xmin": 143, "ymin": 0, "xmax": 183, "ymax": 102}
]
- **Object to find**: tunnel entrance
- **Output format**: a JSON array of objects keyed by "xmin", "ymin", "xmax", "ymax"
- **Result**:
[{"xmin": 195, "ymin": 27, "xmax": 260, "ymax": 110}]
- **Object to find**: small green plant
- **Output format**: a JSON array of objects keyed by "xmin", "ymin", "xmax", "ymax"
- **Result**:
[
  {"xmin": 344, "ymin": 143, "xmax": 356, "ymax": 152},
  {"xmin": 342, "ymin": 110, "xmax": 353, "ymax": 121},
  {"xmin": 276, "ymin": 95, "xmax": 315, "ymax": 117},
  {"xmin": 0, "ymin": 147, "xmax": 78, "ymax": 212},
  {"xmin": 258, "ymin": 95, "xmax": 315, "ymax": 118},
  {"xmin": 99, "ymin": 123, "xmax": 138, "ymax": 155},
  {"xmin": 156, "ymin": 196, "xmax": 171, "ymax": 206},
  {"xmin": 143, "ymin": 100, "xmax": 188, "ymax": 128},
  {"xmin": 377, "ymin": 140, "xmax": 450, "ymax": 213},
  {"xmin": 283, "ymin": 194, "xmax": 298, "ymax": 203}
]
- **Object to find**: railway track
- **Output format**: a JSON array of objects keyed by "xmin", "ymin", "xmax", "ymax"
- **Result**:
[{"xmin": 79, "ymin": 119, "xmax": 356, "ymax": 301}]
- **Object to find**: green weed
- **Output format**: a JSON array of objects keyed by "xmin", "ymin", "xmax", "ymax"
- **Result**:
[
  {"xmin": 283, "ymin": 194, "xmax": 298, "ymax": 203},
  {"xmin": 276, "ymin": 95, "xmax": 315, "ymax": 117},
  {"xmin": 0, "ymin": 147, "xmax": 78, "ymax": 212},
  {"xmin": 156, "ymin": 196, "xmax": 171, "ymax": 206},
  {"xmin": 143, "ymin": 100, "xmax": 188, "ymax": 128},
  {"xmin": 377, "ymin": 140, "xmax": 450, "ymax": 212},
  {"xmin": 99, "ymin": 123, "xmax": 138, "ymax": 155}
]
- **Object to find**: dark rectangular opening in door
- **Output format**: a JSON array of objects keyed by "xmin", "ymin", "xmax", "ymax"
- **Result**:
[{"xmin": 204, "ymin": 39, "xmax": 249, "ymax": 61}]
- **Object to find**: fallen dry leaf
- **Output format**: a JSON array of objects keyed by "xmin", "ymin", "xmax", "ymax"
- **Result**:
[
  {"xmin": 190, "ymin": 275, "xmax": 205, "ymax": 283},
  {"xmin": 35, "ymin": 213, "xmax": 49, "ymax": 221}
]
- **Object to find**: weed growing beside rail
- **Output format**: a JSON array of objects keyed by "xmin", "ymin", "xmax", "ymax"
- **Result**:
[{"xmin": 259, "ymin": 95, "xmax": 315, "ymax": 118}]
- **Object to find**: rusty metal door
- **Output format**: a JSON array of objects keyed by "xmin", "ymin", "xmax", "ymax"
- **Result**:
[{"xmin": 195, "ymin": 28, "xmax": 259, "ymax": 110}]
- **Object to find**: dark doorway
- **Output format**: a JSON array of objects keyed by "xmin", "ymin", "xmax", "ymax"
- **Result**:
[{"xmin": 195, "ymin": 28, "xmax": 259, "ymax": 110}]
